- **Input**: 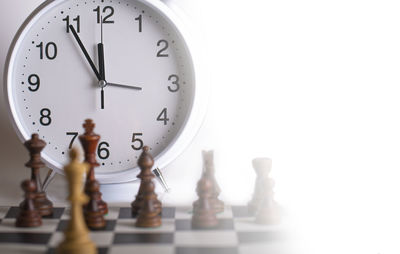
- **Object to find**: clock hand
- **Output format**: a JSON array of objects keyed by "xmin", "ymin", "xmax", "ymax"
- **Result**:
[
  {"xmin": 98, "ymin": 43, "xmax": 106, "ymax": 109},
  {"xmin": 101, "ymin": 88, "xmax": 105, "ymax": 109},
  {"xmin": 98, "ymin": 43, "xmax": 105, "ymax": 80},
  {"xmin": 98, "ymin": 16, "xmax": 106, "ymax": 109},
  {"xmin": 106, "ymin": 82, "xmax": 142, "ymax": 90},
  {"xmin": 69, "ymin": 25, "xmax": 101, "ymax": 81},
  {"xmin": 98, "ymin": 16, "xmax": 106, "ymax": 80}
]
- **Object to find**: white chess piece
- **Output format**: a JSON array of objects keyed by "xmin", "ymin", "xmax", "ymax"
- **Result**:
[
  {"xmin": 255, "ymin": 176, "xmax": 280, "ymax": 224},
  {"xmin": 248, "ymin": 158, "xmax": 272, "ymax": 214}
]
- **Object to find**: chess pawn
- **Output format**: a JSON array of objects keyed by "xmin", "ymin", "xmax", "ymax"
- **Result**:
[
  {"xmin": 255, "ymin": 178, "xmax": 280, "ymax": 225},
  {"xmin": 24, "ymin": 133, "xmax": 53, "ymax": 216},
  {"xmin": 248, "ymin": 157, "xmax": 272, "ymax": 214},
  {"xmin": 84, "ymin": 180, "xmax": 106, "ymax": 230},
  {"xmin": 135, "ymin": 180, "xmax": 162, "ymax": 228},
  {"xmin": 131, "ymin": 146, "xmax": 161, "ymax": 216},
  {"xmin": 16, "ymin": 180, "xmax": 42, "ymax": 227},
  {"xmin": 57, "ymin": 149, "xmax": 96, "ymax": 254},
  {"xmin": 79, "ymin": 119, "xmax": 108, "ymax": 215},
  {"xmin": 192, "ymin": 176, "xmax": 218, "ymax": 229}
]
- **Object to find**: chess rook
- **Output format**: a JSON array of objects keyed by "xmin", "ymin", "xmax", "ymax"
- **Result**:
[
  {"xmin": 131, "ymin": 146, "xmax": 162, "ymax": 216},
  {"xmin": 248, "ymin": 158, "xmax": 281, "ymax": 224},
  {"xmin": 79, "ymin": 119, "xmax": 108, "ymax": 215},
  {"xmin": 57, "ymin": 149, "xmax": 97, "ymax": 254},
  {"xmin": 16, "ymin": 179, "xmax": 42, "ymax": 228},
  {"xmin": 24, "ymin": 133, "xmax": 53, "ymax": 216},
  {"xmin": 248, "ymin": 158, "xmax": 272, "ymax": 214},
  {"xmin": 255, "ymin": 174, "xmax": 281, "ymax": 224}
]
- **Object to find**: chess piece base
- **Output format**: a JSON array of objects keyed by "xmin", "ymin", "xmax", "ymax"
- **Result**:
[
  {"xmin": 132, "ymin": 197, "xmax": 162, "ymax": 216},
  {"xmin": 255, "ymin": 213, "xmax": 281, "ymax": 225},
  {"xmin": 34, "ymin": 191, "xmax": 53, "ymax": 216},
  {"xmin": 97, "ymin": 199, "xmax": 108, "ymax": 215},
  {"xmin": 56, "ymin": 239, "xmax": 97, "ymax": 254},
  {"xmin": 131, "ymin": 198, "xmax": 142, "ymax": 216},
  {"xmin": 191, "ymin": 212, "xmax": 218, "ymax": 229},
  {"xmin": 15, "ymin": 211, "xmax": 42, "ymax": 228},
  {"xmin": 85, "ymin": 211, "xmax": 106, "ymax": 230},
  {"xmin": 255, "ymin": 202, "xmax": 281, "ymax": 225},
  {"xmin": 84, "ymin": 184, "xmax": 108, "ymax": 216},
  {"xmin": 135, "ymin": 215, "xmax": 161, "ymax": 228},
  {"xmin": 193, "ymin": 199, "xmax": 224, "ymax": 214},
  {"xmin": 211, "ymin": 198, "xmax": 224, "ymax": 213}
]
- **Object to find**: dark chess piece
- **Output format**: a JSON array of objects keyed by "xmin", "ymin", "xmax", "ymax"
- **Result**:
[
  {"xmin": 16, "ymin": 179, "xmax": 42, "ymax": 227},
  {"xmin": 194, "ymin": 151, "xmax": 224, "ymax": 213},
  {"xmin": 84, "ymin": 180, "xmax": 106, "ymax": 229},
  {"xmin": 191, "ymin": 175, "xmax": 218, "ymax": 229},
  {"xmin": 23, "ymin": 133, "xmax": 53, "ymax": 216},
  {"xmin": 79, "ymin": 119, "xmax": 108, "ymax": 215},
  {"xmin": 131, "ymin": 146, "xmax": 161, "ymax": 216},
  {"xmin": 135, "ymin": 180, "xmax": 162, "ymax": 227}
]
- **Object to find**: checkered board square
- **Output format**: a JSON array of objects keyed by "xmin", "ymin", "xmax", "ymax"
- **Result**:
[{"xmin": 0, "ymin": 205, "xmax": 291, "ymax": 254}]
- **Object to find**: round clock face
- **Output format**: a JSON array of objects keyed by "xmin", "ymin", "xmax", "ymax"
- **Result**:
[{"xmin": 5, "ymin": 0, "xmax": 198, "ymax": 182}]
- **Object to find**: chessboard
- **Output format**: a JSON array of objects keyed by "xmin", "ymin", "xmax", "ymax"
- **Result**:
[{"xmin": 0, "ymin": 205, "xmax": 290, "ymax": 254}]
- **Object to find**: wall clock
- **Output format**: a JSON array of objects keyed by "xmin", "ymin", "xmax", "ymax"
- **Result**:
[{"xmin": 4, "ymin": 0, "xmax": 207, "ymax": 184}]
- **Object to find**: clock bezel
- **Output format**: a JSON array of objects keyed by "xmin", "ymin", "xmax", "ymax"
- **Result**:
[{"xmin": 4, "ymin": 0, "xmax": 208, "ymax": 184}]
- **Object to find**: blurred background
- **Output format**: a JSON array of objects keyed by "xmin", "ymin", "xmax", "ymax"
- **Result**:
[{"xmin": 1, "ymin": 0, "xmax": 400, "ymax": 253}]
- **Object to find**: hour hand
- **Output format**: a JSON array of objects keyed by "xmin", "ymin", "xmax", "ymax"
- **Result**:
[
  {"xmin": 98, "ymin": 43, "xmax": 105, "ymax": 109},
  {"xmin": 69, "ymin": 25, "xmax": 101, "ymax": 81},
  {"xmin": 98, "ymin": 43, "xmax": 105, "ymax": 80}
]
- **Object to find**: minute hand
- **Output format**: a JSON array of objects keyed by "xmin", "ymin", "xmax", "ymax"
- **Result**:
[{"xmin": 69, "ymin": 25, "xmax": 101, "ymax": 80}]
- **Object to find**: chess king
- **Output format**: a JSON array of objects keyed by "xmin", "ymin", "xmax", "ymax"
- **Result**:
[
  {"xmin": 4, "ymin": 0, "xmax": 207, "ymax": 187},
  {"xmin": 57, "ymin": 148, "xmax": 96, "ymax": 254}
]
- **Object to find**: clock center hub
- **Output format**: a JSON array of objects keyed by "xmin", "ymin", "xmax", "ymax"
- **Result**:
[{"xmin": 98, "ymin": 80, "xmax": 107, "ymax": 88}]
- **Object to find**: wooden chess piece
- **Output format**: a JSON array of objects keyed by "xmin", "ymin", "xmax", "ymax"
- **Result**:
[
  {"xmin": 57, "ymin": 149, "xmax": 97, "ymax": 254},
  {"xmin": 191, "ymin": 175, "xmax": 218, "ymax": 229},
  {"xmin": 131, "ymin": 146, "xmax": 161, "ymax": 216},
  {"xmin": 135, "ymin": 180, "xmax": 162, "ymax": 227},
  {"xmin": 248, "ymin": 158, "xmax": 272, "ymax": 214},
  {"xmin": 84, "ymin": 180, "xmax": 106, "ymax": 229},
  {"xmin": 16, "ymin": 179, "xmax": 42, "ymax": 227},
  {"xmin": 255, "ymin": 177, "xmax": 281, "ymax": 225},
  {"xmin": 24, "ymin": 133, "xmax": 53, "ymax": 216},
  {"xmin": 194, "ymin": 151, "xmax": 224, "ymax": 213},
  {"xmin": 79, "ymin": 119, "xmax": 108, "ymax": 215}
]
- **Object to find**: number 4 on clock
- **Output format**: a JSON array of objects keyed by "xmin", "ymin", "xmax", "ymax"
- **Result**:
[{"xmin": 157, "ymin": 108, "xmax": 169, "ymax": 125}]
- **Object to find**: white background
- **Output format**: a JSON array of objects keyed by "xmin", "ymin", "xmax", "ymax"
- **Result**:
[{"xmin": 1, "ymin": 1, "xmax": 400, "ymax": 254}]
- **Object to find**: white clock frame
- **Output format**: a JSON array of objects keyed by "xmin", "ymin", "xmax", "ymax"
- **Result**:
[{"xmin": 4, "ymin": 0, "xmax": 208, "ymax": 184}]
